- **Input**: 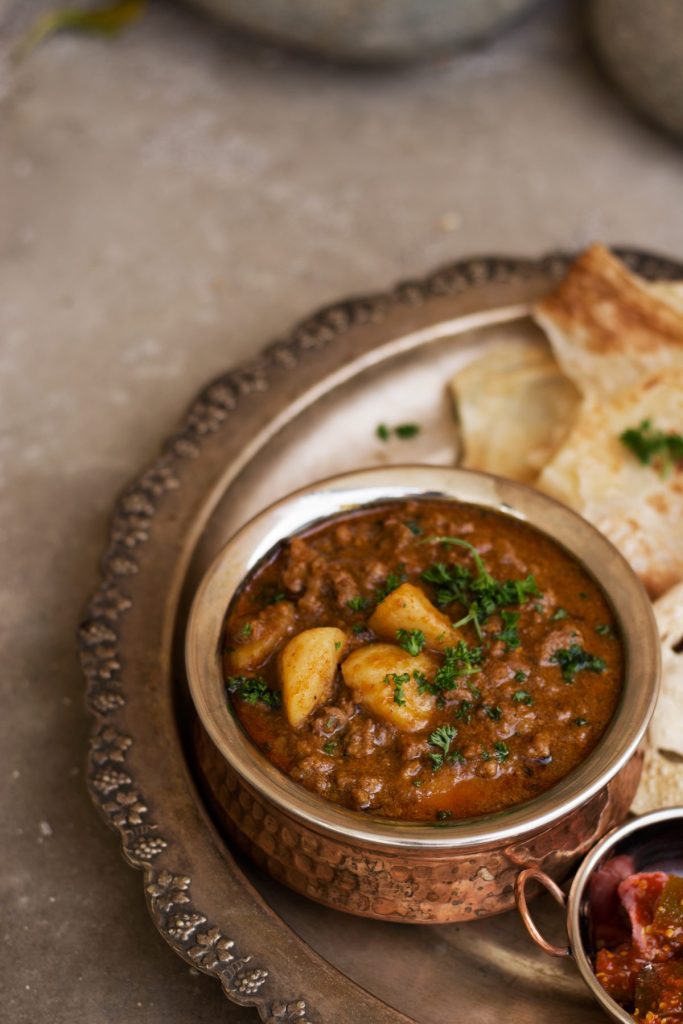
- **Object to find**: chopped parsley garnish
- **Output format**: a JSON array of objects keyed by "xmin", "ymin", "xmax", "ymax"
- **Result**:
[
  {"xmin": 534, "ymin": 602, "xmax": 545, "ymax": 614},
  {"xmin": 551, "ymin": 644, "xmax": 606, "ymax": 684},
  {"xmin": 513, "ymin": 689, "xmax": 534, "ymax": 706},
  {"xmin": 322, "ymin": 741, "xmax": 337, "ymax": 755},
  {"xmin": 412, "ymin": 777, "xmax": 424, "ymax": 788},
  {"xmin": 436, "ymin": 810, "xmax": 452, "ymax": 821},
  {"xmin": 227, "ymin": 675, "xmax": 281, "ymax": 708},
  {"xmin": 239, "ymin": 622, "xmax": 253, "ymax": 638},
  {"xmin": 385, "ymin": 671, "xmax": 410, "ymax": 706},
  {"xmin": 258, "ymin": 586, "xmax": 286, "ymax": 606},
  {"xmin": 420, "ymin": 537, "xmax": 540, "ymax": 638},
  {"xmin": 396, "ymin": 628, "xmax": 426, "ymax": 656},
  {"xmin": 551, "ymin": 608, "xmax": 569, "ymax": 621},
  {"xmin": 428, "ymin": 641, "xmax": 484, "ymax": 694},
  {"xmin": 406, "ymin": 519, "xmax": 422, "ymax": 536},
  {"xmin": 396, "ymin": 423, "xmax": 420, "ymax": 439},
  {"xmin": 346, "ymin": 595, "xmax": 369, "ymax": 612},
  {"xmin": 620, "ymin": 419, "xmax": 683, "ymax": 476},
  {"xmin": 493, "ymin": 741, "xmax": 510, "ymax": 762},
  {"xmin": 497, "ymin": 610, "xmax": 521, "ymax": 651},
  {"xmin": 352, "ymin": 623, "xmax": 367, "ymax": 635},
  {"xmin": 595, "ymin": 623, "xmax": 613, "ymax": 637},
  {"xmin": 428, "ymin": 724, "xmax": 458, "ymax": 771},
  {"xmin": 513, "ymin": 670, "xmax": 528, "ymax": 683},
  {"xmin": 454, "ymin": 699, "xmax": 473, "ymax": 723},
  {"xmin": 334, "ymin": 641, "xmax": 342, "ymax": 650},
  {"xmin": 376, "ymin": 422, "xmax": 421, "ymax": 441},
  {"xmin": 574, "ymin": 717, "xmax": 589, "ymax": 727},
  {"xmin": 376, "ymin": 565, "xmax": 407, "ymax": 601},
  {"xmin": 483, "ymin": 704, "xmax": 503, "ymax": 721}
]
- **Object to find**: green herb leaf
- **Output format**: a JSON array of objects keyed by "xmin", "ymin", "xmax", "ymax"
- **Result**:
[
  {"xmin": 239, "ymin": 622, "xmax": 253, "ymax": 638},
  {"xmin": 346, "ymin": 595, "xmax": 369, "ymax": 612},
  {"xmin": 352, "ymin": 623, "xmax": 367, "ymax": 635},
  {"xmin": 384, "ymin": 672, "xmax": 410, "ymax": 707},
  {"xmin": 406, "ymin": 519, "xmax": 422, "ymax": 536},
  {"xmin": 454, "ymin": 699, "xmax": 473, "ymax": 723},
  {"xmin": 551, "ymin": 608, "xmax": 569, "ymax": 621},
  {"xmin": 376, "ymin": 423, "xmax": 390, "ymax": 442},
  {"xmin": 227, "ymin": 675, "xmax": 281, "ymax": 708},
  {"xmin": 620, "ymin": 419, "xmax": 683, "ymax": 476},
  {"xmin": 551, "ymin": 644, "xmax": 606, "ymax": 684},
  {"xmin": 483, "ymin": 704, "xmax": 503, "ymax": 721},
  {"xmin": 17, "ymin": 0, "xmax": 145, "ymax": 58},
  {"xmin": 436, "ymin": 810, "xmax": 452, "ymax": 821},
  {"xmin": 513, "ymin": 690, "xmax": 534, "ymax": 705},
  {"xmin": 375, "ymin": 565, "xmax": 407, "ymax": 602},
  {"xmin": 574, "ymin": 717, "xmax": 589, "ymax": 727},
  {"xmin": 396, "ymin": 628, "xmax": 426, "ymax": 656},
  {"xmin": 395, "ymin": 423, "xmax": 420, "ymax": 439},
  {"xmin": 428, "ymin": 725, "xmax": 458, "ymax": 770},
  {"xmin": 412, "ymin": 777, "xmax": 423, "ymax": 788},
  {"xmin": 496, "ymin": 610, "xmax": 520, "ymax": 651},
  {"xmin": 493, "ymin": 741, "xmax": 510, "ymax": 762},
  {"xmin": 513, "ymin": 670, "xmax": 527, "ymax": 683},
  {"xmin": 595, "ymin": 623, "xmax": 613, "ymax": 637},
  {"xmin": 322, "ymin": 741, "xmax": 337, "ymax": 755}
]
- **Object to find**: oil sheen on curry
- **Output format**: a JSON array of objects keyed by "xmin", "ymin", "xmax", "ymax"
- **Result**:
[{"xmin": 223, "ymin": 500, "xmax": 623, "ymax": 823}]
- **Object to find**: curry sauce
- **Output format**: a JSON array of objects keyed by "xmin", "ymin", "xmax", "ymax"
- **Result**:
[{"xmin": 224, "ymin": 500, "xmax": 623, "ymax": 822}]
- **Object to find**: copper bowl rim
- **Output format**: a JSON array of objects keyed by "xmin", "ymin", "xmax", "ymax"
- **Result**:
[{"xmin": 185, "ymin": 465, "xmax": 660, "ymax": 851}]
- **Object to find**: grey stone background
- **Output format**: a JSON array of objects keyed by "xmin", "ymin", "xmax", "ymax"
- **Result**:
[{"xmin": 1, "ymin": 1, "xmax": 681, "ymax": 1022}]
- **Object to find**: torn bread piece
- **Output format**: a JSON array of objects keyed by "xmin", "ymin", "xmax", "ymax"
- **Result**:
[
  {"xmin": 649, "ymin": 581, "xmax": 683, "ymax": 756},
  {"xmin": 449, "ymin": 339, "xmax": 580, "ymax": 483},
  {"xmin": 533, "ymin": 244, "xmax": 683, "ymax": 398},
  {"xmin": 537, "ymin": 367, "xmax": 683, "ymax": 598},
  {"xmin": 631, "ymin": 581, "xmax": 683, "ymax": 814}
]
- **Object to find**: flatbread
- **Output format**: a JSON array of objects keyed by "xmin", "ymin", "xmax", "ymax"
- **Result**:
[
  {"xmin": 449, "ymin": 340, "xmax": 580, "ymax": 483},
  {"xmin": 649, "ymin": 581, "xmax": 683, "ymax": 756},
  {"xmin": 537, "ymin": 368, "xmax": 683, "ymax": 597},
  {"xmin": 631, "ymin": 581, "xmax": 683, "ymax": 813},
  {"xmin": 533, "ymin": 244, "xmax": 683, "ymax": 398}
]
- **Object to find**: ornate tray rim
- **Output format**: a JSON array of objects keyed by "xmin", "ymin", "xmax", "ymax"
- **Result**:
[{"xmin": 79, "ymin": 248, "xmax": 683, "ymax": 1024}]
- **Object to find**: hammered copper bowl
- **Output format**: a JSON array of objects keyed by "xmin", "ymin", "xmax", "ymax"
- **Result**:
[{"xmin": 186, "ymin": 466, "xmax": 660, "ymax": 924}]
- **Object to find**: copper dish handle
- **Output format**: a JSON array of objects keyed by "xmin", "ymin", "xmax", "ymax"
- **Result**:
[{"xmin": 515, "ymin": 867, "xmax": 571, "ymax": 958}]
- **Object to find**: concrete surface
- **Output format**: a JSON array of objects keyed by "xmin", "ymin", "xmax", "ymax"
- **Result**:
[{"xmin": 1, "ymin": 1, "xmax": 682, "ymax": 1022}]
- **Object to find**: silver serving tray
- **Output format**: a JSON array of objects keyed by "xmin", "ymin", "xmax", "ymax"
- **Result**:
[{"xmin": 80, "ymin": 250, "xmax": 683, "ymax": 1024}]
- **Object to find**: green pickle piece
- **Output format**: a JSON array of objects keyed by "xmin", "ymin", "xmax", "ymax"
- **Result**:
[
  {"xmin": 635, "ymin": 961, "xmax": 683, "ymax": 1019},
  {"xmin": 653, "ymin": 875, "xmax": 683, "ymax": 938}
]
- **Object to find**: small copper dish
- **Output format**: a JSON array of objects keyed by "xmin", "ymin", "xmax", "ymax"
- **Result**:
[
  {"xmin": 516, "ymin": 806, "xmax": 683, "ymax": 1022},
  {"xmin": 186, "ymin": 466, "xmax": 660, "ymax": 924}
]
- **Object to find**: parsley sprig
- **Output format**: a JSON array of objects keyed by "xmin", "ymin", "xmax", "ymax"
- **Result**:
[
  {"xmin": 396, "ymin": 628, "xmax": 426, "ymax": 656},
  {"xmin": 551, "ymin": 644, "xmax": 606, "ymax": 684},
  {"xmin": 420, "ymin": 536, "xmax": 540, "ymax": 637},
  {"xmin": 428, "ymin": 725, "xmax": 459, "ymax": 770},
  {"xmin": 227, "ymin": 676, "xmax": 281, "ymax": 708},
  {"xmin": 620, "ymin": 419, "xmax": 683, "ymax": 476},
  {"xmin": 384, "ymin": 672, "xmax": 410, "ymax": 706}
]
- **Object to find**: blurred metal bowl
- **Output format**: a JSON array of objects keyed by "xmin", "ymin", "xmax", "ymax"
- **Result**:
[{"xmin": 190, "ymin": 0, "xmax": 540, "ymax": 64}]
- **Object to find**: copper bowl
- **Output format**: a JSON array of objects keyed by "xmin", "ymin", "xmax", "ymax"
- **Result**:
[{"xmin": 186, "ymin": 466, "xmax": 660, "ymax": 924}]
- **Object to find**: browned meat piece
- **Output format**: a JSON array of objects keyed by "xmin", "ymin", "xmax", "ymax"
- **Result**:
[
  {"xmin": 290, "ymin": 753, "xmax": 336, "ymax": 794},
  {"xmin": 311, "ymin": 706, "xmax": 349, "ymax": 737},
  {"xmin": 297, "ymin": 556, "xmax": 329, "ymax": 617},
  {"xmin": 282, "ymin": 537, "xmax": 315, "ymax": 594},
  {"xmin": 327, "ymin": 565, "xmax": 358, "ymax": 609},
  {"xmin": 345, "ymin": 716, "xmax": 394, "ymax": 757},
  {"xmin": 399, "ymin": 735, "xmax": 431, "ymax": 761},
  {"xmin": 527, "ymin": 731, "xmax": 551, "ymax": 760}
]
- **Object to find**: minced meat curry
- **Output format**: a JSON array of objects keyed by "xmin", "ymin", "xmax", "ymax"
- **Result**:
[{"xmin": 223, "ymin": 499, "xmax": 623, "ymax": 822}]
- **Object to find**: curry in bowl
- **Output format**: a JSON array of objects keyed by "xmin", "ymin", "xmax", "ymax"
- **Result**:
[{"xmin": 223, "ymin": 499, "xmax": 623, "ymax": 823}]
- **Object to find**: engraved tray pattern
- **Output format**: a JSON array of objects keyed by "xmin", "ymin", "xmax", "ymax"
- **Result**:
[{"xmin": 79, "ymin": 250, "xmax": 683, "ymax": 1023}]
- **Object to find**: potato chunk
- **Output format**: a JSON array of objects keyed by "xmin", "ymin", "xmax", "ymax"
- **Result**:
[
  {"xmin": 279, "ymin": 627, "xmax": 348, "ymax": 729},
  {"xmin": 369, "ymin": 583, "xmax": 462, "ymax": 652},
  {"xmin": 341, "ymin": 643, "xmax": 438, "ymax": 732},
  {"xmin": 229, "ymin": 601, "xmax": 297, "ymax": 673}
]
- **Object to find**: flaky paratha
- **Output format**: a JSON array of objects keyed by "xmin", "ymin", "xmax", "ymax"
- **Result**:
[
  {"xmin": 537, "ymin": 368, "xmax": 683, "ymax": 597},
  {"xmin": 649, "ymin": 581, "xmax": 683, "ymax": 756},
  {"xmin": 449, "ymin": 340, "xmax": 580, "ymax": 484},
  {"xmin": 533, "ymin": 244, "xmax": 683, "ymax": 398}
]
